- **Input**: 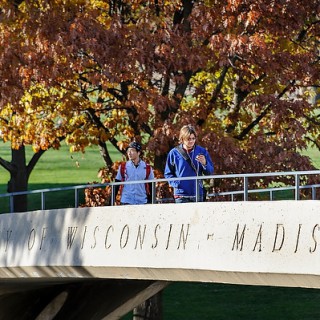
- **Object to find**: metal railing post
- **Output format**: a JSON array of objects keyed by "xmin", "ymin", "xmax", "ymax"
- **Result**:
[
  {"xmin": 111, "ymin": 185, "xmax": 115, "ymax": 206},
  {"xmin": 41, "ymin": 192, "xmax": 45, "ymax": 210},
  {"xmin": 243, "ymin": 176, "xmax": 248, "ymax": 201},
  {"xmin": 151, "ymin": 182, "xmax": 156, "ymax": 204},
  {"xmin": 75, "ymin": 189, "xmax": 79, "ymax": 208},
  {"xmin": 195, "ymin": 177, "xmax": 199, "ymax": 202},
  {"xmin": 312, "ymin": 186, "xmax": 316, "ymax": 200},
  {"xmin": 295, "ymin": 174, "xmax": 300, "ymax": 200},
  {"xmin": 10, "ymin": 195, "xmax": 14, "ymax": 213}
]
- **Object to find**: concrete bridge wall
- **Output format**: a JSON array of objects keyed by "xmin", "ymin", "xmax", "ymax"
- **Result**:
[
  {"xmin": 1, "ymin": 201, "xmax": 320, "ymax": 289},
  {"xmin": 1, "ymin": 201, "xmax": 320, "ymax": 319}
]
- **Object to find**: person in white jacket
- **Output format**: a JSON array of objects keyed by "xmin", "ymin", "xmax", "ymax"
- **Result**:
[{"xmin": 115, "ymin": 141, "xmax": 154, "ymax": 205}]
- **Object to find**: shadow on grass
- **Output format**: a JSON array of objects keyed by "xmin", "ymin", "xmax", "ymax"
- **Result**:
[
  {"xmin": 161, "ymin": 282, "xmax": 320, "ymax": 320},
  {"xmin": 120, "ymin": 282, "xmax": 320, "ymax": 320}
]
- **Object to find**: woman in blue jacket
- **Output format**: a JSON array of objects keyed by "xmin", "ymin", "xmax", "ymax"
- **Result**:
[{"xmin": 164, "ymin": 125, "xmax": 214, "ymax": 203}]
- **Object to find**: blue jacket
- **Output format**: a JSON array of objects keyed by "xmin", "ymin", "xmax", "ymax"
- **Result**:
[{"xmin": 164, "ymin": 144, "xmax": 214, "ymax": 198}]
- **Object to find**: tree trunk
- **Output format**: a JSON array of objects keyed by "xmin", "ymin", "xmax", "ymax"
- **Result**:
[
  {"xmin": 154, "ymin": 154, "xmax": 167, "ymax": 173},
  {"xmin": 133, "ymin": 292, "xmax": 163, "ymax": 320},
  {"xmin": 7, "ymin": 146, "xmax": 29, "ymax": 212}
]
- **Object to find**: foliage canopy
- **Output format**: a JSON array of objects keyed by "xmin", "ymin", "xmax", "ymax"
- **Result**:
[{"xmin": 0, "ymin": 0, "xmax": 319, "ymax": 195}]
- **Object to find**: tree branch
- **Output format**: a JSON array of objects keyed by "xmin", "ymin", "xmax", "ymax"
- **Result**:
[
  {"xmin": 0, "ymin": 156, "xmax": 15, "ymax": 173},
  {"xmin": 306, "ymin": 136, "xmax": 320, "ymax": 152},
  {"xmin": 225, "ymin": 73, "xmax": 266, "ymax": 133},
  {"xmin": 196, "ymin": 64, "xmax": 230, "ymax": 127},
  {"xmin": 85, "ymin": 107, "xmax": 122, "ymax": 154},
  {"xmin": 235, "ymin": 80, "xmax": 296, "ymax": 140},
  {"xmin": 98, "ymin": 140, "xmax": 113, "ymax": 167},
  {"xmin": 26, "ymin": 149, "xmax": 46, "ymax": 179},
  {"xmin": 295, "ymin": 19, "xmax": 320, "ymax": 42}
]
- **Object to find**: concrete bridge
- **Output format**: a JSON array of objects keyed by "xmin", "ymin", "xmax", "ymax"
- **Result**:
[{"xmin": 1, "ymin": 199, "xmax": 320, "ymax": 319}]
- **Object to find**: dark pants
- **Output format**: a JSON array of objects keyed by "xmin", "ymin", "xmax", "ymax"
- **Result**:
[{"xmin": 175, "ymin": 196, "xmax": 204, "ymax": 203}]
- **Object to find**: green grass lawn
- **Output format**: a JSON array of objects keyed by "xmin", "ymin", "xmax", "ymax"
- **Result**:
[
  {"xmin": 1, "ymin": 142, "xmax": 320, "ymax": 319},
  {"xmin": 0, "ymin": 143, "xmax": 92, "ymax": 189},
  {"xmin": 0, "ymin": 142, "xmax": 120, "ymax": 190},
  {"xmin": 0, "ymin": 142, "xmax": 121, "ymax": 211},
  {"xmin": 301, "ymin": 147, "xmax": 320, "ymax": 168}
]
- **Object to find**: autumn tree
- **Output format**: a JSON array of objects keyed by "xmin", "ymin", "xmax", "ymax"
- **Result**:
[
  {"xmin": 0, "ymin": 0, "xmax": 320, "ymax": 211},
  {"xmin": 0, "ymin": 1, "xmax": 319, "ymax": 319}
]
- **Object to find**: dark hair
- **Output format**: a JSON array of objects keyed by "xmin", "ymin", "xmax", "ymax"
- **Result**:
[{"xmin": 127, "ymin": 141, "xmax": 142, "ymax": 152}]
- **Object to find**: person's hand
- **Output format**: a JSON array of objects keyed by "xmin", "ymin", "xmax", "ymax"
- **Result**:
[{"xmin": 196, "ymin": 154, "xmax": 206, "ymax": 166}]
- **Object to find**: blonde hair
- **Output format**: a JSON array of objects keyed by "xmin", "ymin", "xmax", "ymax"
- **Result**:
[{"xmin": 178, "ymin": 124, "xmax": 197, "ymax": 143}]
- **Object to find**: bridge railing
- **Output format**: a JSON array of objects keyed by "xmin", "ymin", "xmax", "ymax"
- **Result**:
[{"xmin": 0, "ymin": 170, "xmax": 320, "ymax": 213}]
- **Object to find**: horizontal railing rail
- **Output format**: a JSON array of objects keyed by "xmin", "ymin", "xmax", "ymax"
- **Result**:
[{"xmin": 0, "ymin": 170, "xmax": 320, "ymax": 213}]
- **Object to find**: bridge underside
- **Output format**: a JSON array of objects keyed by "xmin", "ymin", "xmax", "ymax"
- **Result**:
[
  {"xmin": 0, "ymin": 277, "xmax": 168, "ymax": 320},
  {"xmin": 2, "ymin": 266, "xmax": 320, "ymax": 319}
]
